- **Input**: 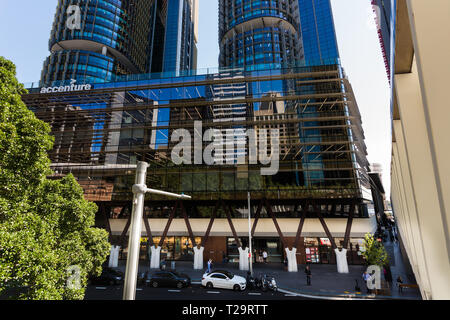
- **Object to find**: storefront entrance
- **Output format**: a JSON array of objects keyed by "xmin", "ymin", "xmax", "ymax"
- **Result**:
[
  {"xmin": 304, "ymin": 237, "xmax": 366, "ymax": 265},
  {"xmin": 226, "ymin": 237, "xmax": 283, "ymax": 263},
  {"xmin": 140, "ymin": 237, "xmax": 202, "ymax": 261},
  {"xmin": 304, "ymin": 238, "xmax": 334, "ymax": 264}
]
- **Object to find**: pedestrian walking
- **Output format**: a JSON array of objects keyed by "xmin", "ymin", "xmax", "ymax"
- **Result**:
[
  {"xmin": 384, "ymin": 265, "xmax": 393, "ymax": 288},
  {"xmin": 396, "ymin": 276, "xmax": 403, "ymax": 291},
  {"xmin": 354, "ymin": 279, "xmax": 361, "ymax": 292},
  {"xmin": 362, "ymin": 271, "xmax": 371, "ymax": 293},
  {"xmin": 262, "ymin": 250, "xmax": 268, "ymax": 263},
  {"xmin": 258, "ymin": 250, "xmax": 263, "ymax": 263},
  {"xmin": 222, "ymin": 251, "xmax": 227, "ymax": 263},
  {"xmin": 305, "ymin": 265, "xmax": 312, "ymax": 286},
  {"xmin": 206, "ymin": 259, "xmax": 213, "ymax": 273}
]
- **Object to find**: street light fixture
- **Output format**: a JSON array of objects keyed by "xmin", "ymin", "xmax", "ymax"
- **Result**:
[{"xmin": 123, "ymin": 161, "xmax": 191, "ymax": 300}]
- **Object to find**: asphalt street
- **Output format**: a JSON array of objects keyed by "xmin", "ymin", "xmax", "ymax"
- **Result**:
[{"xmin": 84, "ymin": 283, "xmax": 310, "ymax": 300}]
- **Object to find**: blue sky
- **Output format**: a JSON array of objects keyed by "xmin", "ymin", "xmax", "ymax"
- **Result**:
[{"xmin": 0, "ymin": 0, "xmax": 391, "ymax": 195}]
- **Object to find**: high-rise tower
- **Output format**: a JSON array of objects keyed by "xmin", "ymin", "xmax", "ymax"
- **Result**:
[
  {"xmin": 371, "ymin": 0, "xmax": 394, "ymax": 81},
  {"xmin": 41, "ymin": 0, "xmax": 198, "ymax": 85},
  {"xmin": 219, "ymin": 0, "xmax": 304, "ymax": 69},
  {"xmin": 297, "ymin": 0, "xmax": 340, "ymax": 64}
]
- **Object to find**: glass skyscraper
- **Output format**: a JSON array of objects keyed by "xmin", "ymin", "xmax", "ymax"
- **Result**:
[
  {"xmin": 372, "ymin": 0, "xmax": 394, "ymax": 81},
  {"xmin": 41, "ymin": 0, "xmax": 198, "ymax": 85},
  {"xmin": 218, "ymin": 0, "xmax": 304, "ymax": 70},
  {"xmin": 298, "ymin": 0, "xmax": 340, "ymax": 64},
  {"xmin": 217, "ymin": 0, "xmax": 359, "ymax": 188}
]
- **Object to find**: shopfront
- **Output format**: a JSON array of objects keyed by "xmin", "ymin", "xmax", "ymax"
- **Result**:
[
  {"xmin": 226, "ymin": 237, "xmax": 283, "ymax": 263},
  {"xmin": 304, "ymin": 237, "xmax": 366, "ymax": 265},
  {"xmin": 139, "ymin": 237, "xmax": 202, "ymax": 261}
]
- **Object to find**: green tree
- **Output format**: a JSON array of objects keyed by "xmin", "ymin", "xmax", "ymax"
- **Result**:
[
  {"xmin": 361, "ymin": 233, "xmax": 389, "ymax": 267},
  {"xmin": 0, "ymin": 56, "xmax": 110, "ymax": 300}
]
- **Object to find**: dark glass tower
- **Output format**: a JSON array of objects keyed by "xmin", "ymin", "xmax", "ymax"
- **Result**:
[
  {"xmin": 297, "ymin": 0, "xmax": 340, "ymax": 64},
  {"xmin": 219, "ymin": 0, "xmax": 304, "ymax": 70},
  {"xmin": 41, "ymin": 0, "xmax": 198, "ymax": 85},
  {"xmin": 372, "ymin": 0, "xmax": 394, "ymax": 81}
]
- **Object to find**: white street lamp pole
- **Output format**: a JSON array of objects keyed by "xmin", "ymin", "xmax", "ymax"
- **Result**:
[
  {"xmin": 123, "ymin": 161, "xmax": 191, "ymax": 300},
  {"xmin": 248, "ymin": 192, "xmax": 253, "ymax": 276}
]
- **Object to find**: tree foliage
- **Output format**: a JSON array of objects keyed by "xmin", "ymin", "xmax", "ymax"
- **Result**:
[
  {"xmin": 361, "ymin": 233, "xmax": 389, "ymax": 267},
  {"xmin": 0, "ymin": 56, "xmax": 110, "ymax": 300}
]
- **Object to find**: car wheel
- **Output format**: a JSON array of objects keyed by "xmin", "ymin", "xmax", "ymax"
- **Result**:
[
  {"xmin": 206, "ymin": 282, "xmax": 213, "ymax": 289},
  {"xmin": 176, "ymin": 282, "xmax": 183, "ymax": 289},
  {"xmin": 152, "ymin": 281, "xmax": 159, "ymax": 288},
  {"xmin": 233, "ymin": 284, "xmax": 241, "ymax": 291}
]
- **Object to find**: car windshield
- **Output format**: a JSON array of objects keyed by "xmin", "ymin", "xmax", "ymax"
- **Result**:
[
  {"xmin": 208, "ymin": 270, "xmax": 233, "ymax": 279},
  {"xmin": 220, "ymin": 271, "xmax": 234, "ymax": 279}
]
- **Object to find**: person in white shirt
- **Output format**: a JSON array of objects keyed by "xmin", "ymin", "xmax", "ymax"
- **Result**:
[{"xmin": 262, "ymin": 250, "xmax": 268, "ymax": 263}]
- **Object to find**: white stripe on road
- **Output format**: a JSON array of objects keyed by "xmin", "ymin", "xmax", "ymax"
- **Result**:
[
  {"xmin": 248, "ymin": 293, "xmax": 262, "ymax": 296},
  {"xmin": 95, "ymin": 287, "xmax": 107, "ymax": 290},
  {"xmin": 136, "ymin": 288, "xmax": 143, "ymax": 291},
  {"xmin": 207, "ymin": 291, "xmax": 221, "ymax": 294},
  {"xmin": 168, "ymin": 290, "xmax": 181, "ymax": 293}
]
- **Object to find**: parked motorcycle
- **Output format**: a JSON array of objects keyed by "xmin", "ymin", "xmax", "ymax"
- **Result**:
[
  {"xmin": 260, "ymin": 274, "xmax": 277, "ymax": 292},
  {"xmin": 246, "ymin": 273, "xmax": 278, "ymax": 292},
  {"xmin": 246, "ymin": 272, "xmax": 261, "ymax": 290}
]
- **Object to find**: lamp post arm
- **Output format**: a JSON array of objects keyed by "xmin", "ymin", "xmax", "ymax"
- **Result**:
[{"xmin": 123, "ymin": 162, "xmax": 191, "ymax": 300}]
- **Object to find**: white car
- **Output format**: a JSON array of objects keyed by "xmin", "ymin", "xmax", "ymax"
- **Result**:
[{"xmin": 202, "ymin": 270, "xmax": 246, "ymax": 291}]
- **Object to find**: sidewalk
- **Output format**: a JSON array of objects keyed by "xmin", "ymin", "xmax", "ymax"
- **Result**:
[
  {"xmin": 383, "ymin": 235, "xmax": 421, "ymax": 298},
  {"xmin": 114, "ymin": 256, "xmax": 421, "ymax": 300}
]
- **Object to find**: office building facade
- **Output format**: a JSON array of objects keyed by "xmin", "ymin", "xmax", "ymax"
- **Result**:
[
  {"xmin": 372, "ymin": 0, "xmax": 394, "ymax": 81},
  {"xmin": 389, "ymin": 0, "xmax": 450, "ymax": 299},
  {"xmin": 41, "ymin": 0, "xmax": 198, "ymax": 85},
  {"xmin": 24, "ymin": 61, "xmax": 374, "ymax": 266}
]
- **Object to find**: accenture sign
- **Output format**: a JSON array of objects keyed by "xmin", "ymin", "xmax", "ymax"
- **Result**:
[{"xmin": 40, "ymin": 79, "xmax": 92, "ymax": 94}]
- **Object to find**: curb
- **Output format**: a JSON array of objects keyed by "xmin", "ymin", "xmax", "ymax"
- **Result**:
[
  {"xmin": 277, "ymin": 288, "xmax": 381, "ymax": 300},
  {"xmin": 191, "ymin": 280, "xmax": 401, "ymax": 300},
  {"xmin": 277, "ymin": 287, "xmax": 419, "ymax": 300}
]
